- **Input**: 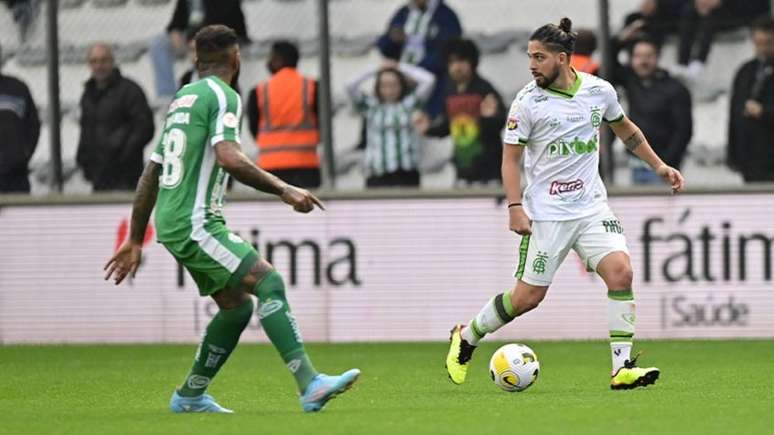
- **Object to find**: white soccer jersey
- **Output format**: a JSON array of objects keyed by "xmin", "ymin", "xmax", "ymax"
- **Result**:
[{"xmin": 503, "ymin": 71, "xmax": 625, "ymax": 221}]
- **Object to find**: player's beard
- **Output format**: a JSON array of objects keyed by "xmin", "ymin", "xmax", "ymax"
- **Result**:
[{"xmin": 535, "ymin": 65, "xmax": 560, "ymax": 89}]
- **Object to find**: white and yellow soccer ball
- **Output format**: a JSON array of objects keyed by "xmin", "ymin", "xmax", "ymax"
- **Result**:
[{"xmin": 489, "ymin": 343, "xmax": 540, "ymax": 392}]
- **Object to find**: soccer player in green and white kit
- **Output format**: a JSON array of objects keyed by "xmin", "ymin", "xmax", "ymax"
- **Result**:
[
  {"xmin": 445, "ymin": 18, "xmax": 685, "ymax": 390},
  {"xmin": 104, "ymin": 25, "xmax": 359, "ymax": 413}
]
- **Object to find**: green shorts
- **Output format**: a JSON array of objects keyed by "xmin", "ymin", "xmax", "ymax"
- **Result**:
[{"xmin": 162, "ymin": 225, "xmax": 259, "ymax": 296}]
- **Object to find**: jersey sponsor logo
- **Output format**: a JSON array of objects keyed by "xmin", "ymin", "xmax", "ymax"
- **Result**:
[
  {"xmin": 223, "ymin": 112, "xmax": 239, "ymax": 129},
  {"xmin": 547, "ymin": 136, "xmax": 598, "ymax": 158},
  {"xmin": 588, "ymin": 85, "xmax": 603, "ymax": 95},
  {"xmin": 566, "ymin": 113, "xmax": 584, "ymax": 122},
  {"xmin": 532, "ymin": 95, "xmax": 548, "ymax": 103},
  {"xmin": 549, "ymin": 179, "xmax": 585, "ymax": 196},
  {"xmin": 168, "ymin": 94, "xmax": 198, "ymax": 112}
]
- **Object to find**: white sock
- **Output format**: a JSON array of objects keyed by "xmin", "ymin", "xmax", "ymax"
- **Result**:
[
  {"xmin": 608, "ymin": 289, "xmax": 635, "ymax": 374},
  {"xmin": 611, "ymin": 342, "xmax": 632, "ymax": 374},
  {"xmin": 461, "ymin": 293, "xmax": 516, "ymax": 346}
]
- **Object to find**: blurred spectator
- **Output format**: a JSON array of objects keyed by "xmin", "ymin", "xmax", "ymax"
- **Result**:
[
  {"xmin": 76, "ymin": 43, "xmax": 154, "ymax": 192},
  {"xmin": 150, "ymin": 0, "xmax": 248, "ymax": 99},
  {"xmin": 376, "ymin": 0, "xmax": 462, "ymax": 118},
  {"xmin": 728, "ymin": 16, "xmax": 774, "ymax": 182},
  {"xmin": 247, "ymin": 41, "xmax": 321, "ymax": 189},
  {"xmin": 619, "ymin": 0, "xmax": 685, "ymax": 49},
  {"xmin": 1, "ymin": 0, "xmax": 40, "ymax": 43},
  {"xmin": 345, "ymin": 61, "xmax": 435, "ymax": 188},
  {"xmin": 611, "ymin": 36, "xmax": 692, "ymax": 184},
  {"xmin": 0, "ymin": 42, "xmax": 39, "ymax": 193},
  {"xmin": 676, "ymin": 0, "xmax": 770, "ymax": 80},
  {"xmin": 417, "ymin": 38, "xmax": 505, "ymax": 185},
  {"xmin": 570, "ymin": 29, "xmax": 599, "ymax": 75}
]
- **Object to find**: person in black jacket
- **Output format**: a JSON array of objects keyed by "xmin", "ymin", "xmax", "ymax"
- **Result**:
[
  {"xmin": 0, "ymin": 43, "xmax": 40, "ymax": 193},
  {"xmin": 611, "ymin": 36, "xmax": 692, "ymax": 184},
  {"xmin": 416, "ymin": 38, "xmax": 506, "ymax": 185},
  {"xmin": 150, "ymin": 0, "xmax": 248, "ymax": 98},
  {"xmin": 77, "ymin": 43, "xmax": 154, "ymax": 192},
  {"xmin": 728, "ymin": 16, "xmax": 774, "ymax": 182}
]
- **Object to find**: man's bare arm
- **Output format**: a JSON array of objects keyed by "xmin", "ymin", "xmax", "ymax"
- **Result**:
[
  {"xmin": 214, "ymin": 140, "xmax": 287, "ymax": 195},
  {"xmin": 608, "ymin": 116, "xmax": 664, "ymax": 170},
  {"xmin": 608, "ymin": 116, "xmax": 685, "ymax": 192},
  {"xmin": 129, "ymin": 161, "xmax": 161, "ymax": 244},
  {"xmin": 214, "ymin": 140, "xmax": 324, "ymax": 212}
]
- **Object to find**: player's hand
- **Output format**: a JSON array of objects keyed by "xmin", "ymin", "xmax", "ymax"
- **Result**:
[
  {"xmin": 509, "ymin": 206, "xmax": 532, "ymax": 235},
  {"xmin": 656, "ymin": 164, "xmax": 685, "ymax": 193},
  {"xmin": 104, "ymin": 241, "xmax": 142, "ymax": 285},
  {"xmin": 281, "ymin": 185, "xmax": 325, "ymax": 213}
]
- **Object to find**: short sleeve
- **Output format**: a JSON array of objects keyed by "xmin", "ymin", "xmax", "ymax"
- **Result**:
[
  {"xmin": 602, "ymin": 83, "xmax": 625, "ymax": 123},
  {"xmin": 503, "ymin": 97, "xmax": 530, "ymax": 145},
  {"xmin": 207, "ymin": 82, "xmax": 242, "ymax": 147}
]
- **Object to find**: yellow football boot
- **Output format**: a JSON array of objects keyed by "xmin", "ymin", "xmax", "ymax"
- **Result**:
[
  {"xmin": 611, "ymin": 353, "xmax": 660, "ymax": 390},
  {"xmin": 445, "ymin": 325, "xmax": 477, "ymax": 385}
]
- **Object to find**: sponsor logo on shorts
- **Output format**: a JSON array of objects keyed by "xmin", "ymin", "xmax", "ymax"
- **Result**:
[
  {"xmin": 532, "ymin": 251, "xmax": 549, "ymax": 274},
  {"xmin": 603, "ymin": 219, "xmax": 624, "ymax": 234},
  {"xmin": 186, "ymin": 374, "xmax": 211, "ymax": 389},
  {"xmin": 227, "ymin": 233, "xmax": 245, "ymax": 244},
  {"xmin": 258, "ymin": 300, "xmax": 284, "ymax": 319},
  {"xmin": 549, "ymin": 179, "xmax": 585, "ymax": 196}
]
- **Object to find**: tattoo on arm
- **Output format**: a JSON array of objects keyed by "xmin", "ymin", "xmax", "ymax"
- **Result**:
[
  {"xmin": 129, "ymin": 163, "xmax": 161, "ymax": 244},
  {"xmin": 216, "ymin": 141, "xmax": 287, "ymax": 195},
  {"xmin": 624, "ymin": 130, "xmax": 645, "ymax": 152}
]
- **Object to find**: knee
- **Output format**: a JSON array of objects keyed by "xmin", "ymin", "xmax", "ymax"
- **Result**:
[
  {"xmin": 609, "ymin": 263, "xmax": 634, "ymax": 290},
  {"xmin": 512, "ymin": 286, "xmax": 547, "ymax": 316}
]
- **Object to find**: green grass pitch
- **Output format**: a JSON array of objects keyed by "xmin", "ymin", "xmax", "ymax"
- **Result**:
[{"xmin": 2, "ymin": 340, "xmax": 773, "ymax": 435}]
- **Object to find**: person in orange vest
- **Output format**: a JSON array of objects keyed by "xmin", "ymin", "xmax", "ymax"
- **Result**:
[
  {"xmin": 246, "ymin": 41, "xmax": 321, "ymax": 188},
  {"xmin": 570, "ymin": 29, "xmax": 600, "ymax": 76}
]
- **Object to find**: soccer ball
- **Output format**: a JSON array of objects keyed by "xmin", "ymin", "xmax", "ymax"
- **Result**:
[{"xmin": 489, "ymin": 343, "xmax": 540, "ymax": 392}]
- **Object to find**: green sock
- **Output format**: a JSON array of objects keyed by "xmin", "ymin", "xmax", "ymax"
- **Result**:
[
  {"xmin": 178, "ymin": 298, "xmax": 254, "ymax": 397},
  {"xmin": 254, "ymin": 270, "xmax": 318, "ymax": 392}
]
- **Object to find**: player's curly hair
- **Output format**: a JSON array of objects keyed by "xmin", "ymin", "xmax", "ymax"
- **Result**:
[
  {"xmin": 194, "ymin": 24, "xmax": 239, "ymax": 71},
  {"xmin": 530, "ymin": 17, "xmax": 576, "ymax": 56}
]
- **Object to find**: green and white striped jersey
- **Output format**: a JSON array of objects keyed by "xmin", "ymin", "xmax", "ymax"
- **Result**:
[{"xmin": 151, "ymin": 75, "xmax": 242, "ymax": 242}]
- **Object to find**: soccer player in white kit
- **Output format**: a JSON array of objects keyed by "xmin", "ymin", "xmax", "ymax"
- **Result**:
[{"xmin": 445, "ymin": 18, "xmax": 685, "ymax": 390}]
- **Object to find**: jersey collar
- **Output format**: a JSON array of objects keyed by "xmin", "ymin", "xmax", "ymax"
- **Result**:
[{"xmin": 545, "ymin": 68, "xmax": 582, "ymax": 99}]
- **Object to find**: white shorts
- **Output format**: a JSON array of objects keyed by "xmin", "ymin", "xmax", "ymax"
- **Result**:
[{"xmin": 515, "ymin": 206, "xmax": 629, "ymax": 286}]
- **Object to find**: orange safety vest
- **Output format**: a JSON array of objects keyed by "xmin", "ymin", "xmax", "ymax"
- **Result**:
[
  {"xmin": 255, "ymin": 68, "xmax": 320, "ymax": 170},
  {"xmin": 571, "ymin": 54, "xmax": 600, "ymax": 76}
]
